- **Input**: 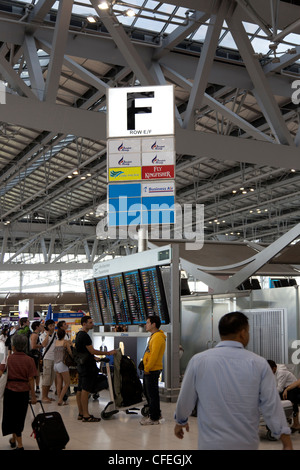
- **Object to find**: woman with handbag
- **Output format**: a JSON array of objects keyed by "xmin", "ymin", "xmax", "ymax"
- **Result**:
[
  {"xmin": 53, "ymin": 328, "xmax": 72, "ymax": 406},
  {"xmin": 0, "ymin": 334, "xmax": 37, "ymax": 450}
]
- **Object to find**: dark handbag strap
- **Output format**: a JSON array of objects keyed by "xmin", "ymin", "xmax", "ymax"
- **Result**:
[{"xmin": 42, "ymin": 332, "xmax": 56, "ymax": 359}]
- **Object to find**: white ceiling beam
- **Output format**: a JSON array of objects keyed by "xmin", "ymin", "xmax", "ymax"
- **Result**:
[
  {"xmin": 227, "ymin": 15, "xmax": 295, "ymax": 146},
  {"xmin": 272, "ymin": 17, "xmax": 300, "ymax": 43},
  {"xmin": 183, "ymin": 0, "xmax": 230, "ymax": 129},
  {"xmin": 90, "ymin": 0, "xmax": 156, "ymax": 86},
  {"xmin": 263, "ymin": 45, "xmax": 300, "ymax": 75},
  {"xmin": 43, "ymin": 0, "xmax": 73, "ymax": 102},
  {"xmin": 175, "ymin": 125, "xmax": 300, "ymax": 170},
  {"xmin": 0, "ymin": 93, "xmax": 106, "ymax": 141},
  {"xmin": 0, "ymin": 228, "xmax": 8, "ymax": 264},
  {"xmin": 0, "ymin": 262, "xmax": 93, "ymax": 271},
  {"xmin": 28, "ymin": 0, "xmax": 57, "ymax": 23},
  {"xmin": 162, "ymin": 64, "xmax": 274, "ymax": 142},
  {"xmin": 153, "ymin": 11, "xmax": 210, "ymax": 60},
  {"xmin": 0, "ymin": 54, "xmax": 37, "ymax": 99},
  {"xmin": 22, "ymin": 34, "xmax": 45, "ymax": 100},
  {"xmin": 0, "ymin": 18, "xmax": 295, "ymax": 98},
  {"xmin": 234, "ymin": 0, "xmax": 272, "ymax": 38},
  {"xmin": 37, "ymin": 38, "xmax": 109, "ymax": 93}
]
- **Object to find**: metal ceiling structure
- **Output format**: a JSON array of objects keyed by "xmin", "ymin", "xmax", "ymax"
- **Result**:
[{"xmin": 1, "ymin": 0, "xmax": 300, "ymax": 270}]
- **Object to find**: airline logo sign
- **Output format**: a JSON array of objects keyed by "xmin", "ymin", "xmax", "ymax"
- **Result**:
[
  {"xmin": 142, "ymin": 152, "xmax": 174, "ymax": 167},
  {"xmin": 108, "ymin": 139, "xmax": 141, "ymax": 154},
  {"xmin": 107, "ymin": 85, "xmax": 175, "ymax": 138},
  {"xmin": 109, "ymin": 153, "xmax": 141, "ymax": 168},
  {"xmin": 142, "ymin": 165, "xmax": 174, "ymax": 180},
  {"xmin": 142, "ymin": 137, "xmax": 174, "ymax": 153},
  {"xmin": 106, "ymin": 85, "xmax": 176, "ymax": 227},
  {"xmin": 142, "ymin": 183, "xmax": 175, "ymax": 196},
  {"xmin": 108, "ymin": 167, "xmax": 141, "ymax": 181}
]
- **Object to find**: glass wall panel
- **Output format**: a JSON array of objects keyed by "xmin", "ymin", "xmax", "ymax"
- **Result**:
[
  {"xmin": 22, "ymin": 271, "xmax": 60, "ymax": 293},
  {"xmin": 0, "ymin": 271, "xmax": 20, "ymax": 293},
  {"xmin": 61, "ymin": 269, "xmax": 93, "ymax": 292}
]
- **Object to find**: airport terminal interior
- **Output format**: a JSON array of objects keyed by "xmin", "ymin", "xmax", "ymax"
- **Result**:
[
  {"xmin": 2, "ymin": 0, "xmax": 300, "ymax": 452},
  {"xmin": 1, "ymin": 388, "xmax": 300, "ymax": 451}
]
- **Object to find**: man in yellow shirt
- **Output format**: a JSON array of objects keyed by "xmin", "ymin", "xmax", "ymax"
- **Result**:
[{"xmin": 140, "ymin": 315, "xmax": 166, "ymax": 426}]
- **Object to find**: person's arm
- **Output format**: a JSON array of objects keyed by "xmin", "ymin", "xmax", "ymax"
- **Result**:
[
  {"xmin": 280, "ymin": 433, "xmax": 293, "ymax": 450},
  {"xmin": 30, "ymin": 333, "xmax": 41, "ymax": 350},
  {"xmin": 174, "ymin": 358, "xmax": 198, "ymax": 440},
  {"xmin": 85, "ymin": 344, "xmax": 117, "ymax": 356},
  {"xmin": 260, "ymin": 363, "xmax": 293, "ymax": 449},
  {"xmin": 29, "ymin": 376, "xmax": 37, "ymax": 404},
  {"xmin": 174, "ymin": 423, "xmax": 189, "ymax": 439},
  {"xmin": 40, "ymin": 332, "xmax": 49, "ymax": 348},
  {"xmin": 282, "ymin": 379, "xmax": 300, "ymax": 399}
]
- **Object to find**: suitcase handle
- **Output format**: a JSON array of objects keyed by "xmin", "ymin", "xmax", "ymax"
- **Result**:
[{"xmin": 29, "ymin": 399, "xmax": 45, "ymax": 418}]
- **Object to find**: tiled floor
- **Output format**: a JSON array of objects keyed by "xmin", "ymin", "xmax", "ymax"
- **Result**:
[{"xmin": 0, "ymin": 388, "xmax": 300, "ymax": 451}]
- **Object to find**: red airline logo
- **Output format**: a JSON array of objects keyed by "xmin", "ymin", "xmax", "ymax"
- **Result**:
[{"xmin": 142, "ymin": 165, "xmax": 174, "ymax": 180}]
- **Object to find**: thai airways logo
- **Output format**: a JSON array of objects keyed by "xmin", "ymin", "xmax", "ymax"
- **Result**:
[
  {"xmin": 151, "ymin": 141, "xmax": 165, "ymax": 151},
  {"xmin": 110, "ymin": 170, "xmax": 124, "ymax": 178},
  {"xmin": 151, "ymin": 155, "xmax": 165, "ymax": 165},
  {"xmin": 118, "ymin": 157, "xmax": 133, "ymax": 166},
  {"xmin": 118, "ymin": 142, "xmax": 131, "ymax": 152}
]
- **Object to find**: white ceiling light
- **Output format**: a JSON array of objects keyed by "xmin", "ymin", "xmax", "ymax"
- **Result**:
[{"xmin": 98, "ymin": 1, "xmax": 109, "ymax": 10}]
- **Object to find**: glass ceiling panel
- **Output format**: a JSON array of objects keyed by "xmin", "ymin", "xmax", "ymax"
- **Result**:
[
  {"xmin": 218, "ymin": 31, "xmax": 237, "ymax": 50},
  {"xmin": 11, "ymin": 1, "xmax": 300, "ymax": 59}
]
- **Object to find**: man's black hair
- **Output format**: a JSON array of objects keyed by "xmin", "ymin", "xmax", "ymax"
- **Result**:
[
  {"xmin": 147, "ymin": 314, "xmax": 161, "ymax": 329},
  {"xmin": 267, "ymin": 359, "xmax": 277, "ymax": 369},
  {"xmin": 81, "ymin": 315, "xmax": 91, "ymax": 326},
  {"xmin": 218, "ymin": 311, "xmax": 249, "ymax": 337}
]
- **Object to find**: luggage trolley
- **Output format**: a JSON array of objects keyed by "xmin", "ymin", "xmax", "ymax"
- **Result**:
[{"xmin": 100, "ymin": 358, "xmax": 149, "ymax": 420}]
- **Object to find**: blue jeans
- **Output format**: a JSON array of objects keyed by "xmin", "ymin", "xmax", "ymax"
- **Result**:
[{"xmin": 143, "ymin": 370, "xmax": 161, "ymax": 421}]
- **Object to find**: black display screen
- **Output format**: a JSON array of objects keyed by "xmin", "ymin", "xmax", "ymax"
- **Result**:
[
  {"xmin": 84, "ymin": 279, "xmax": 103, "ymax": 325},
  {"xmin": 139, "ymin": 266, "xmax": 170, "ymax": 324},
  {"xmin": 95, "ymin": 276, "xmax": 116, "ymax": 325},
  {"xmin": 109, "ymin": 273, "xmax": 132, "ymax": 325},
  {"xmin": 123, "ymin": 269, "xmax": 147, "ymax": 324}
]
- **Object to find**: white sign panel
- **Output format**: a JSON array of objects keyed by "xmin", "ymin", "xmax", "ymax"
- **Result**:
[
  {"xmin": 142, "ymin": 182, "xmax": 175, "ymax": 197},
  {"xmin": 108, "ymin": 138, "xmax": 141, "ymax": 154},
  {"xmin": 142, "ymin": 151, "xmax": 175, "ymax": 167},
  {"xmin": 142, "ymin": 136, "xmax": 175, "ymax": 153},
  {"xmin": 107, "ymin": 85, "xmax": 174, "ymax": 138},
  {"xmin": 108, "ymin": 153, "xmax": 141, "ymax": 168}
]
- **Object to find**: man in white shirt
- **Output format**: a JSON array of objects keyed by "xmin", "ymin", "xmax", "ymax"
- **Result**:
[
  {"xmin": 268, "ymin": 360, "xmax": 300, "ymax": 432},
  {"xmin": 40, "ymin": 319, "xmax": 57, "ymax": 403},
  {"xmin": 174, "ymin": 311, "xmax": 292, "ymax": 450}
]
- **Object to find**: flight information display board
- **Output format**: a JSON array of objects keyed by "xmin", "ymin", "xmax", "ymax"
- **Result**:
[
  {"xmin": 123, "ymin": 269, "xmax": 147, "ymax": 324},
  {"xmin": 139, "ymin": 266, "xmax": 170, "ymax": 324},
  {"xmin": 109, "ymin": 273, "xmax": 132, "ymax": 325},
  {"xmin": 95, "ymin": 276, "xmax": 116, "ymax": 325},
  {"xmin": 84, "ymin": 279, "xmax": 103, "ymax": 325}
]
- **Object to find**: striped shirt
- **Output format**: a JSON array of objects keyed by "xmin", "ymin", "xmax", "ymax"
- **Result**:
[{"xmin": 175, "ymin": 341, "xmax": 291, "ymax": 450}]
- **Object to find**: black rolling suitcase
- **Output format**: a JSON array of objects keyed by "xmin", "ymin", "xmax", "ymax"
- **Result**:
[{"xmin": 29, "ymin": 400, "xmax": 69, "ymax": 450}]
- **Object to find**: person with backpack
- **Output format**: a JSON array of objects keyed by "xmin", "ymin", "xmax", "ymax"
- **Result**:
[{"xmin": 16, "ymin": 317, "xmax": 31, "ymax": 354}]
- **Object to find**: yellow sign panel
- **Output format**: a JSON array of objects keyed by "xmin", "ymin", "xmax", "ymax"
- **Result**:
[{"xmin": 108, "ymin": 167, "xmax": 141, "ymax": 181}]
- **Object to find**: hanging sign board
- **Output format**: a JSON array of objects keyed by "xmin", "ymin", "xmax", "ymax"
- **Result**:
[
  {"xmin": 107, "ymin": 85, "xmax": 175, "ymax": 138},
  {"xmin": 106, "ymin": 85, "xmax": 176, "ymax": 227}
]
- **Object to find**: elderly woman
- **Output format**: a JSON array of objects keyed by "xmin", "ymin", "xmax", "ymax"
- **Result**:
[{"xmin": 0, "ymin": 333, "xmax": 37, "ymax": 450}]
